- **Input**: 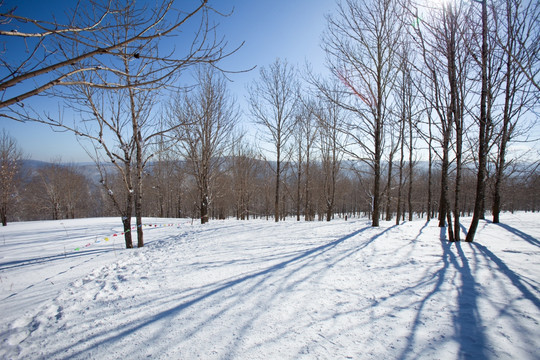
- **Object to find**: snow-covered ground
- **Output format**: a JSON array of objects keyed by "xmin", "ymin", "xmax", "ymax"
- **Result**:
[{"xmin": 0, "ymin": 213, "xmax": 538, "ymax": 359}]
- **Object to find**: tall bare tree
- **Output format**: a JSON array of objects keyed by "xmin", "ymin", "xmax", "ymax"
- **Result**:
[
  {"xmin": 384, "ymin": 119, "xmax": 401, "ymax": 222},
  {"xmin": 395, "ymin": 100, "xmax": 406, "ymax": 225},
  {"xmin": 248, "ymin": 59, "xmax": 299, "ymax": 222},
  {"xmin": 314, "ymin": 92, "xmax": 344, "ymax": 222},
  {"xmin": 291, "ymin": 98, "xmax": 319, "ymax": 221},
  {"xmin": 324, "ymin": 0, "xmax": 403, "ymax": 226},
  {"xmin": 491, "ymin": 0, "xmax": 539, "ymax": 223},
  {"xmin": 0, "ymin": 130, "xmax": 22, "ymax": 226},
  {"xmin": 4, "ymin": 0, "xmax": 240, "ymax": 247},
  {"xmin": 466, "ymin": 0, "xmax": 493, "ymax": 242},
  {"xmin": 172, "ymin": 66, "xmax": 237, "ymax": 224},
  {"xmin": 409, "ymin": 1, "xmax": 470, "ymax": 240},
  {"xmin": 444, "ymin": 1, "xmax": 473, "ymax": 241},
  {"xmin": 292, "ymin": 114, "xmax": 305, "ymax": 222},
  {"xmin": 231, "ymin": 136, "xmax": 259, "ymax": 220}
]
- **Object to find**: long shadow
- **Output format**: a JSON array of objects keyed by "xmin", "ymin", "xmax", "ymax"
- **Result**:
[
  {"xmin": 412, "ymin": 221, "xmax": 430, "ymax": 242},
  {"xmin": 42, "ymin": 226, "xmax": 372, "ymax": 359},
  {"xmin": 0, "ymin": 248, "xmax": 116, "ymax": 271},
  {"xmin": 254, "ymin": 224, "xmax": 398, "ymax": 309},
  {"xmin": 471, "ymin": 242, "xmax": 540, "ymax": 310},
  {"xmin": 399, "ymin": 226, "xmax": 489, "ymax": 360},
  {"xmin": 451, "ymin": 241, "xmax": 489, "ymax": 360},
  {"xmin": 397, "ymin": 227, "xmax": 451, "ymax": 360},
  {"xmin": 495, "ymin": 222, "xmax": 540, "ymax": 247}
]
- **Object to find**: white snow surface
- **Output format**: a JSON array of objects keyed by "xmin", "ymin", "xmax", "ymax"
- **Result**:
[{"xmin": 0, "ymin": 213, "xmax": 539, "ymax": 359}]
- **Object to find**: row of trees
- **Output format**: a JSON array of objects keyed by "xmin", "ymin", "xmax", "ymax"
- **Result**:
[
  {"xmin": 1, "ymin": 0, "xmax": 538, "ymax": 247},
  {"xmin": 3, "ymin": 141, "xmax": 540, "ymax": 224}
]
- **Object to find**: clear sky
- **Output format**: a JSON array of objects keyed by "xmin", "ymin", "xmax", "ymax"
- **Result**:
[{"xmin": 1, "ymin": 0, "xmax": 336, "ymax": 162}]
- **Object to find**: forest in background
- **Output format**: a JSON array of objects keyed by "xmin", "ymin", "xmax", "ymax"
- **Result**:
[{"xmin": 4, "ymin": 157, "xmax": 540, "ymax": 224}]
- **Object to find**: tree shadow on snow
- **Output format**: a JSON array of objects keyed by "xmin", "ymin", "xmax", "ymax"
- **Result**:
[
  {"xmin": 470, "ymin": 242, "xmax": 540, "ymax": 310},
  {"xmin": 398, "ymin": 226, "xmax": 489, "ymax": 360},
  {"xmin": 494, "ymin": 222, "xmax": 540, "ymax": 247},
  {"xmin": 40, "ymin": 225, "xmax": 374, "ymax": 359},
  {"xmin": 0, "ymin": 248, "xmax": 117, "ymax": 271}
]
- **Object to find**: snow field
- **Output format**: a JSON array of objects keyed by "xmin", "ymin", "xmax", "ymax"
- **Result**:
[{"xmin": 0, "ymin": 214, "xmax": 539, "ymax": 359}]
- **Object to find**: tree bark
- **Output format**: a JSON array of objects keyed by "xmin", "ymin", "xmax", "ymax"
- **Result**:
[
  {"xmin": 122, "ymin": 212, "xmax": 133, "ymax": 249},
  {"xmin": 201, "ymin": 193, "xmax": 209, "ymax": 224},
  {"xmin": 385, "ymin": 157, "xmax": 393, "ymax": 221},
  {"xmin": 427, "ymin": 114, "xmax": 433, "ymax": 221},
  {"xmin": 466, "ymin": 0, "xmax": 489, "ymax": 242},
  {"xmin": 446, "ymin": 3, "xmax": 462, "ymax": 241},
  {"xmin": 439, "ymin": 123, "xmax": 454, "ymax": 242},
  {"xmin": 408, "ymin": 114, "xmax": 414, "ymax": 222},
  {"xmin": 275, "ymin": 149, "xmax": 281, "ymax": 223}
]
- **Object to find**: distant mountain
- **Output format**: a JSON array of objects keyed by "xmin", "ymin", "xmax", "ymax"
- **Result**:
[
  {"xmin": 19, "ymin": 160, "xmax": 105, "ymax": 182},
  {"xmin": 20, "ymin": 159, "xmax": 50, "ymax": 170}
]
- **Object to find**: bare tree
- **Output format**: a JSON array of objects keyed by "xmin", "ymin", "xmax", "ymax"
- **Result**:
[
  {"xmin": 290, "ymin": 98, "xmax": 319, "ymax": 221},
  {"xmin": 146, "ymin": 133, "xmax": 184, "ymax": 218},
  {"xmin": 323, "ymin": 0, "xmax": 403, "ymax": 226},
  {"xmin": 395, "ymin": 101, "xmax": 406, "ymax": 225},
  {"xmin": 313, "ymin": 92, "xmax": 344, "ymax": 222},
  {"xmin": 230, "ymin": 136, "xmax": 259, "ymax": 220},
  {"xmin": 0, "ymin": 130, "xmax": 22, "ymax": 226},
  {"xmin": 4, "ymin": 0, "xmax": 240, "ymax": 247},
  {"xmin": 172, "ymin": 66, "xmax": 237, "ymax": 224},
  {"xmin": 491, "ymin": 0, "xmax": 539, "ymax": 223},
  {"xmin": 444, "ymin": 1, "xmax": 473, "ymax": 240},
  {"xmin": 409, "ymin": 1, "xmax": 469, "ymax": 240},
  {"xmin": 466, "ymin": 0, "xmax": 494, "ymax": 242},
  {"xmin": 384, "ymin": 116, "xmax": 403, "ymax": 222},
  {"xmin": 248, "ymin": 59, "xmax": 299, "ymax": 222},
  {"xmin": 292, "ymin": 114, "xmax": 305, "ymax": 222}
]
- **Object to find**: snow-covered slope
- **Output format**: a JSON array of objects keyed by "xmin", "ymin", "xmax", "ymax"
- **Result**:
[{"xmin": 1, "ymin": 214, "xmax": 538, "ymax": 359}]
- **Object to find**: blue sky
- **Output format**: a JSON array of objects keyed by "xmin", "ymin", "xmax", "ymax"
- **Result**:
[{"xmin": 1, "ymin": 0, "xmax": 336, "ymax": 162}]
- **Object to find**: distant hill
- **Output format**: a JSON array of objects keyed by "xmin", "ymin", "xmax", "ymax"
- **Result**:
[{"xmin": 19, "ymin": 160, "xmax": 106, "ymax": 182}]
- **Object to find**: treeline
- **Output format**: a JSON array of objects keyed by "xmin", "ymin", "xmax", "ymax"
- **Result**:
[{"xmin": 6, "ymin": 158, "xmax": 540, "ymax": 223}]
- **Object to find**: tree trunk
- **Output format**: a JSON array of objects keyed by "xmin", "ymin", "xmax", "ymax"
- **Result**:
[
  {"xmin": 275, "ymin": 148, "xmax": 281, "ymax": 223},
  {"xmin": 438, "ymin": 124, "xmax": 454, "ymax": 242},
  {"xmin": 305, "ymin": 140, "xmax": 313, "ymax": 222},
  {"xmin": 427, "ymin": 113, "xmax": 433, "ymax": 221},
  {"xmin": 122, "ymin": 214, "xmax": 133, "ymax": 249},
  {"xmin": 135, "ymin": 131, "xmax": 144, "ymax": 248},
  {"xmin": 493, "ymin": 54, "xmax": 513, "ymax": 224},
  {"xmin": 396, "ymin": 113, "xmax": 405, "ymax": 226},
  {"xmin": 408, "ymin": 122, "xmax": 414, "ymax": 222},
  {"xmin": 493, "ymin": 161, "xmax": 503, "ymax": 223},
  {"xmin": 372, "ymin": 105, "xmax": 382, "ymax": 227},
  {"xmin": 373, "ymin": 162, "xmax": 381, "ymax": 227},
  {"xmin": 296, "ymin": 156, "xmax": 301, "ymax": 221},
  {"xmin": 438, "ymin": 132, "xmax": 450, "ymax": 228},
  {"xmin": 305, "ymin": 163, "xmax": 312, "ymax": 221},
  {"xmin": 466, "ymin": 0, "xmax": 488, "ymax": 242},
  {"xmin": 385, "ymin": 156, "xmax": 393, "ymax": 221},
  {"xmin": 201, "ymin": 194, "xmax": 209, "ymax": 224}
]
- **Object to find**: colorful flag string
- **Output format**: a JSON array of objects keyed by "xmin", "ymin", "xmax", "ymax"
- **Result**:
[{"xmin": 71, "ymin": 222, "xmax": 190, "ymax": 251}]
